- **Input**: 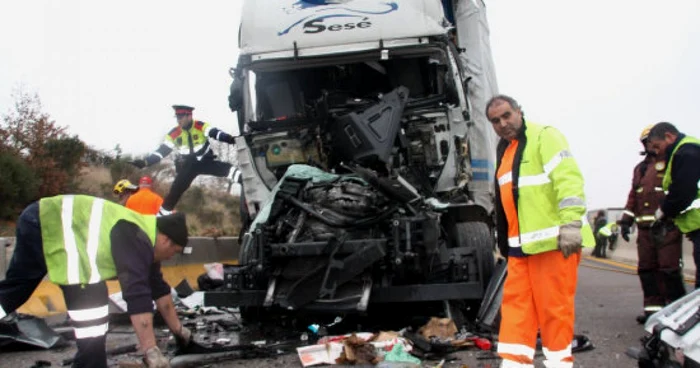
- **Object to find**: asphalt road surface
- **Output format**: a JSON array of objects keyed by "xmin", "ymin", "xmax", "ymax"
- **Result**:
[{"xmin": 0, "ymin": 256, "xmax": 660, "ymax": 367}]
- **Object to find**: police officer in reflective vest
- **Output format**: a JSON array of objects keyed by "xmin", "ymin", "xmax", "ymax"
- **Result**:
[
  {"xmin": 647, "ymin": 122, "xmax": 700, "ymax": 288},
  {"xmin": 489, "ymin": 95, "xmax": 594, "ymax": 368},
  {"xmin": 0, "ymin": 195, "xmax": 192, "ymax": 367},
  {"xmin": 620, "ymin": 125, "xmax": 686, "ymax": 324},
  {"xmin": 130, "ymin": 105, "xmax": 242, "ymax": 215}
]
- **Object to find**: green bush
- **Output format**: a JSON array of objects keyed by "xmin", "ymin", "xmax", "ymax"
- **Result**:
[{"xmin": 0, "ymin": 152, "xmax": 39, "ymax": 219}]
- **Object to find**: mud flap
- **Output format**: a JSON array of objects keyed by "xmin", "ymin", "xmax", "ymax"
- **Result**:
[{"xmin": 475, "ymin": 258, "xmax": 507, "ymax": 331}]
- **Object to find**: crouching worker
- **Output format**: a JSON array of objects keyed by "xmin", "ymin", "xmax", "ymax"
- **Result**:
[{"xmin": 0, "ymin": 195, "xmax": 192, "ymax": 367}]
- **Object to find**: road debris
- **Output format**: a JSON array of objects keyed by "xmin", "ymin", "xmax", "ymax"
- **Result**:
[
  {"xmin": 174, "ymin": 279, "xmax": 195, "ymax": 298},
  {"xmin": 62, "ymin": 343, "xmax": 137, "ymax": 366},
  {"xmin": 418, "ymin": 318, "xmax": 458, "ymax": 341},
  {"xmin": 384, "ymin": 343, "xmax": 421, "ymax": 365},
  {"xmin": 0, "ymin": 313, "xmax": 64, "ymax": 350},
  {"xmin": 297, "ymin": 332, "xmax": 415, "ymax": 367}
]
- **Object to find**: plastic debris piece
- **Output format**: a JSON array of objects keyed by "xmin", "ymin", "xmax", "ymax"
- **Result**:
[
  {"xmin": 0, "ymin": 314, "xmax": 63, "ymax": 350},
  {"xmin": 204, "ymin": 263, "xmax": 225, "ymax": 280},
  {"xmin": 384, "ymin": 343, "xmax": 421, "ymax": 365},
  {"xmin": 174, "ymin": 279, "xmax": 195, "ymax": 298}
]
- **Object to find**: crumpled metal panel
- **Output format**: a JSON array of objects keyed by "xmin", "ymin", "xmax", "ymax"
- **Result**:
[{"xmin": 0, "ymin": 314, "xmax": 64, "ymax": 350}]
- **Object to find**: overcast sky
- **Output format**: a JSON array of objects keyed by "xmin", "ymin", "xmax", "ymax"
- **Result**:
[{"xmin": 1, "ymin": 1, "xmax": 699, "ymax": 210}]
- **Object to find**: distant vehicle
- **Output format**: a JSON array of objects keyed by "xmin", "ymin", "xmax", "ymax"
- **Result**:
[{"xmin": 205, "ymin": 0, "xmax": 500, "ymax": 320}]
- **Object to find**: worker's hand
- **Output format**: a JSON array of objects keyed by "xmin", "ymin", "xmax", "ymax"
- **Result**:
[
  {"xmin": 175, "ymin": 325, "xmax": 192, "ymax": 349},
  {"xmin": 558, "ymin": 221, "xmax": 582, "ymax": 258},
  {"xmin": 620, "ymin": 223, "xmax": 631, "ymax": 242},
  {"xmin": 130, "ymin": 159, "xmax": 147, "ymax": 169},
  {"xmin": 143, "ymin": 346, "xmax": 170, "ymax": 368}
]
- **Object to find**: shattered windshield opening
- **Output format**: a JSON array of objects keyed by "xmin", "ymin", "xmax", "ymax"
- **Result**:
[
  {"xmin": 244, "ymin": 49, "xmax": 462, "ymax": 191},
  {"xmin": 249, "ymin": 51, "xmax": 452, "ymax": 125}
]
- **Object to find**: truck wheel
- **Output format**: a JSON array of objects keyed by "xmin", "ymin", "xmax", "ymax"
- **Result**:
[{"xmin": 451, "ymin": 222, "xmax": 495, "ymax": 290}]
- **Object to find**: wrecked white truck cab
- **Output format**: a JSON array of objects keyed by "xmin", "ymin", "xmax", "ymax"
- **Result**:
[{"xmin": 206, "ymin": 0, "xmax": 501, "ymax": 318}]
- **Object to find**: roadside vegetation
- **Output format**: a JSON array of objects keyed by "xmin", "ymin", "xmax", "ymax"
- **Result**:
[{"xmin": 0, "ymin": 89, "xmax": 241, "ymax": 237}]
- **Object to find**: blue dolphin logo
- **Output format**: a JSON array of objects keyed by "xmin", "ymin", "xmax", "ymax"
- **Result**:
[{"xmin": 279, "ymin": 1, "xmax": 398, "ymax": 36}]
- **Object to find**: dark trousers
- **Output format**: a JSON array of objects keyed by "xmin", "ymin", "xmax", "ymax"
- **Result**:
[
  {"xmin": 61, "ymin": 283, "xmax": 110, "ymax": 368},
  {"xmin": 0, "ymin": 202, "xmax": 46, "ymax": 314},
  {"xmin": 0, "ymin": 202, "xmax": 110, "ymax": 368},
  {"xmin": 593, "ymin": 235, "xmax": 608, "ymax": 258},
  {"xmin": 162, "ymin": 157, "xmax": 233, "ymax": 211},
  {"xmin": 689, "ymin": 229, "xmax": 700, "ymax": 289},
  {"xmin": 637, "ymin": 228, "xmax": 686, "ymax": 311}
]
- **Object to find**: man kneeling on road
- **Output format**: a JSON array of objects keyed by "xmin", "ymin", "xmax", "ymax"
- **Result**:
[{"xmin": 0, "ymin": 195, "xmax": 192, "ymax": 367}]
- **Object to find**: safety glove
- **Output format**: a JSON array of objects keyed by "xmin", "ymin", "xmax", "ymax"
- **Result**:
[
  {"xmin": 558, "ymin": 221, "xmax": 582, "ymax": 258},
  {"xmin": 130, "ymin": 159, "xmax": 146, "ymax": 169},
  {"xmin": 174, "ymin": 325, "xmax": 192, "ymax": 349},
  {"xmin": 651, "ymin": 208, "xmax": 674, "ymax": 244},
  {"xmin": 620, "ymin": 223, "xmax": 631, "ymax": 242},
  {"xmin": 143, "ymin": 346, "xmax": 170, "ymax": 368}
]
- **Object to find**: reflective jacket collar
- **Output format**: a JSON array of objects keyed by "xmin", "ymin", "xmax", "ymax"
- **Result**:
[{"xmin": 665, "ymin": 133, "xmax": 686, "ymax": 161}]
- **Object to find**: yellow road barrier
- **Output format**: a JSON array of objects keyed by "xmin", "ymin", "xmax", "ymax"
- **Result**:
[{"xmin": 16, "ymin": 260, "xmax": 237, "ymax": 317}]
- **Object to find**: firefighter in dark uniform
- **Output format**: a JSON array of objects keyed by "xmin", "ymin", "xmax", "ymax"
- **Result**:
[
  {"xmin": 619, "ymin": 125, "xmax": 686, "ymax": 324},
  {"xmin": 131, "ymin": 105, "xmax": 242, "ymax": 215}
]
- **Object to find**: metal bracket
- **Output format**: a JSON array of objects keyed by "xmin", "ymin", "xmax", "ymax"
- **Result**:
[
  {"xmin": 357, "ymin": 277, "xmax": 373, "ymax": 312},
  {"xmin": 263, "ymin": 277, "xmax": 277, "ymax": 307}
]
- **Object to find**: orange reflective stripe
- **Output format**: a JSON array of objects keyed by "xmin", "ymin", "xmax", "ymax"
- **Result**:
[{"xmin": 497, "ymin": 140, "xmax": 520, "ymax": 238}]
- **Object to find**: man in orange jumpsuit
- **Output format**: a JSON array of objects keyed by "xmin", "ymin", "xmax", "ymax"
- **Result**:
[
  {"xmin": 489, "ymin": 95, "xmax": 594, "ymax": 368},
  {"xmin": 125, "ymin": 176, "xmax": 164, "ymax": 215}
]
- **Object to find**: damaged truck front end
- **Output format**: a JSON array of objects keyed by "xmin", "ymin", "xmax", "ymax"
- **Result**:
[{"xmin": 205, "ymin": 0, "xmax": 497, "ymax": 319}]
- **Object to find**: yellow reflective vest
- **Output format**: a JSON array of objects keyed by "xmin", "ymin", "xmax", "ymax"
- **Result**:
[
  {"xmin": 663, "ymin": 135, "xmax": 700, "ymax": 233},
  {"xmin": 40, "ymin": 195, "xmax": 157, "ymax": 285},
  {"xmin": 598, "ymin": 222, "xmax": 618, "ymax": 237},
  {"xmin": 495, "ymin": 121, "xmax": 595, "ymax": 255},
  {"xmin": 164, "ymin": 120, "xmax": 214, "ymax": 160}
]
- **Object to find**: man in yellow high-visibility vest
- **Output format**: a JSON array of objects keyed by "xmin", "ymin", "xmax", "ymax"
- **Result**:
[
  {"xmin": 489, "ymin": 94, "xmax": 594, "ymax": 368},
  {"xmin": 647, "ymin": 122, "xmax": 700, "ymax": 288},
  {"xmin": 0, "ymin": 195, "xmax": 193, "ymax": 367}
]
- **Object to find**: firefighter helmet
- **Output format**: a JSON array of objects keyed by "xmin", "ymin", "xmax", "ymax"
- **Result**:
[
  {"xmin": 113, "ymin": 179, "xmax": 138, "ymax": 195},
  {"xmin": 640, "ymin": 124, "xmax": 654, "ymax": 142},
  {"xmin": 139, "ymin": 176, "xmax": 153, "ymax": 186}
]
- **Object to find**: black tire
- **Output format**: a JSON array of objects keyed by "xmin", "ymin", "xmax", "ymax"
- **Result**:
[{"xmin": 451, "ymin": 222, "xmax": 496, "ymax": 291}]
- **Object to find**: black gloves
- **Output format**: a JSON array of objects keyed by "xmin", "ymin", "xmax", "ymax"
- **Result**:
[
  {"xmin": 620, "ymin": 223, "xmax": 631, "ymax": 242},
  {"xmin": 130, "ymin": 159, "xmax": 146, "ymax": 169}
]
